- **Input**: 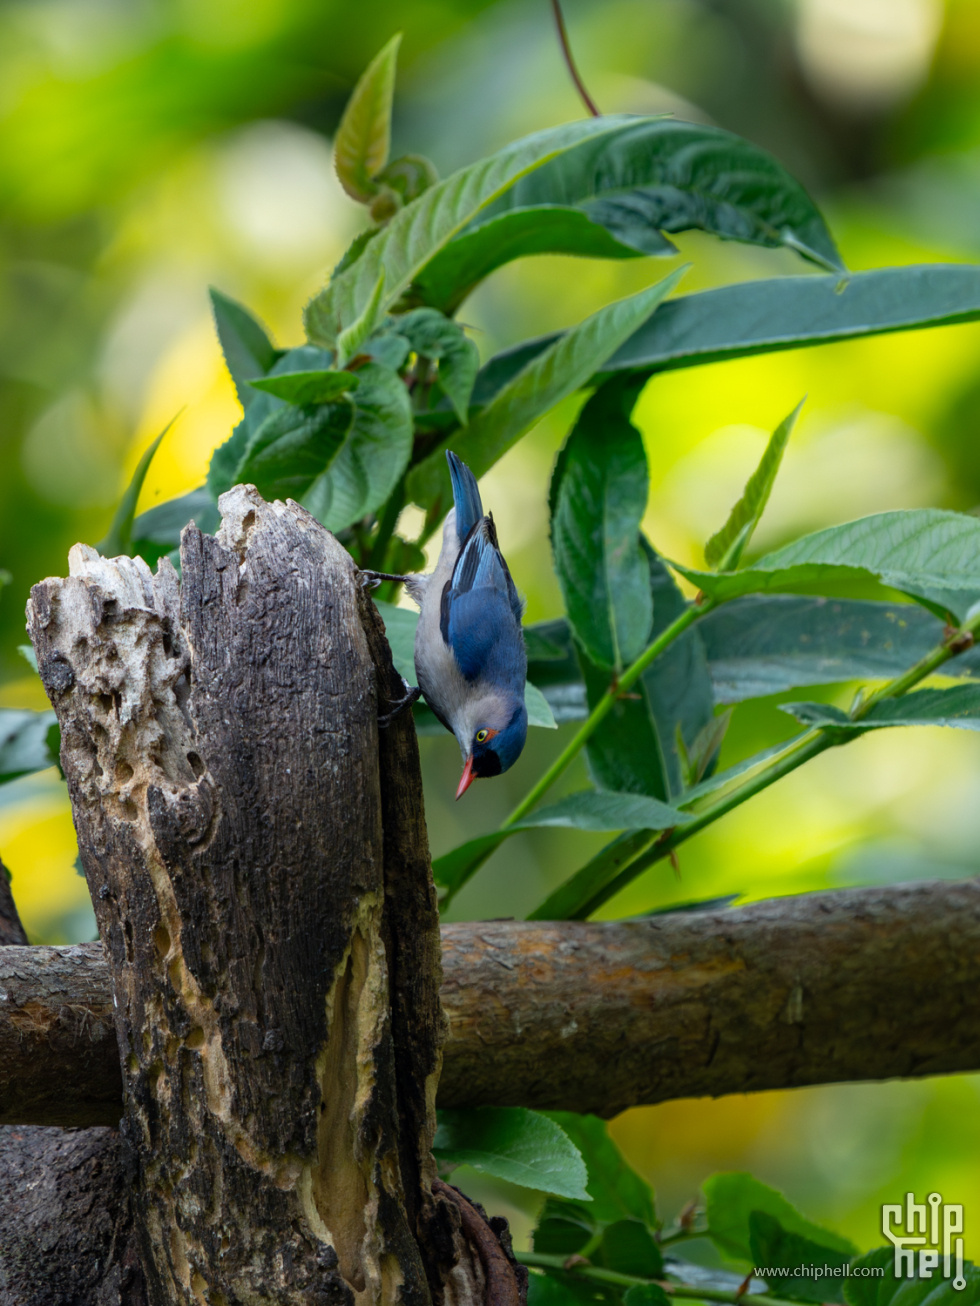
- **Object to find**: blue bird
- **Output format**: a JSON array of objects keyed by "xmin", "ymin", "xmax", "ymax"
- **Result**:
[{"xmin": 364, "ymin": 451, "xmax": 528, "ymax": 799}]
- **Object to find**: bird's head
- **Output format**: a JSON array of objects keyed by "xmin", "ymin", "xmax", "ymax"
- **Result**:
[{"xmin": 455, "ymin": 697, "xmax": 528, "ymax": 799}]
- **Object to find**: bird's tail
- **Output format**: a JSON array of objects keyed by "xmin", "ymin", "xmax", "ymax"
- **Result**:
[{"xmin": 446, "ymin": 450, "xmax": 484, "ymax": 540}]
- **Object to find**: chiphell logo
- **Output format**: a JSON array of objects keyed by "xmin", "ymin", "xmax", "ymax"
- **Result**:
[{"xmin": 882, "ymin": 1193, "xmax": 966, "ymax": 1290}]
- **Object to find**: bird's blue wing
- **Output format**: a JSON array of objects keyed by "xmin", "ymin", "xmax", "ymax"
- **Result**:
[
  {"xmin": 445, "ymin": 588, "xmax": 519, "ymax": 683},
  {"xmin": 447, "ymin": 450, "xmax": 484, "ymax": 542},
  {"xmin": 441, "ymin": 521, "xmax": 525, "ymax": 686}
]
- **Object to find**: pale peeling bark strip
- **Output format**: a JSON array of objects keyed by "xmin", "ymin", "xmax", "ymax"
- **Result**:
[{"xmin": 4, "ymin": 877, "xmax": 980, "ymax": 1127}]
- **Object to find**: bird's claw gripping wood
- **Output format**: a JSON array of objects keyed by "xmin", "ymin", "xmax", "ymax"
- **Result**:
[
  {"xmin": 377, "ymin": 680, "xmax": 422, "ymax": 727},
  {"xmin": 360, "ymin": 569, "xmax": 413, "ymax": 589}
]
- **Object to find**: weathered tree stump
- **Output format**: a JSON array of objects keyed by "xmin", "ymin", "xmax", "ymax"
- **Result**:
[{"xmin": 23, "ymin": 487, "xmax": 516, "ymax": 1306}]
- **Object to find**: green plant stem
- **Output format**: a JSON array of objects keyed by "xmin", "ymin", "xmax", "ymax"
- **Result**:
[
  {"xmin": 520, "ymin": 1252, "xmax": 788, "ymax": 1305},
  {"xmin": 367, "ymin": 482, "xmax": 405, "ymax": 571},
  {"xmin": 570, "ymin": 606, "xmax": 980, "ymax": 919},
  {"xmin": 658, "ymin": 1224, "xmax": 707, "ymax": 1247},
  {"xmin": 504, "ymin": 600, "xmax": 711, "ymax": 828},
  {"xmin": 550, "ymin": 0, "xmax": 601, "ymax": 117}
]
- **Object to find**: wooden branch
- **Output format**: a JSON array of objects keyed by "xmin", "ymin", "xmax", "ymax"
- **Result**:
[
  {"xmin": 0, "ymin": 942, "xmax": 121, "ymax": 1127},
  {"xmin": 24, "ymin": 488, "xmax": 497, "ymax": 1306},
  {"xmin": 4, "ymin": 877, "xmax": 979, "ymax": 1126},
  {"xmin": 439, "ymin": 877, "xmax": 980, "ymax": 1115},
  {"xmin": 0, "ymin": 838, "xmax": 148, "ymax": 1304}
]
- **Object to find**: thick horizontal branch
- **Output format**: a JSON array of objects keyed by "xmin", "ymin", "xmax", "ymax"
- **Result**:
[{"xmin": 3, "ymin": 877, "xmax": 978, "ymax": 1125}]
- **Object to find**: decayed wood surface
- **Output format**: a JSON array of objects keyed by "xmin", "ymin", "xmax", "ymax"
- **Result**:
[
  {"xmin": 4, "ymin": 876, "xmax": 979, "ymax": 1128},
  {"xmin": 23, "ymin": 487, "xmax": 503, "ymax": 1306}
]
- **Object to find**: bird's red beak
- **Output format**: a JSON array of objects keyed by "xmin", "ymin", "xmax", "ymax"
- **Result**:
[{"xmin": 456, "ymin": 754, "xmax": 477, "ymax": 800}]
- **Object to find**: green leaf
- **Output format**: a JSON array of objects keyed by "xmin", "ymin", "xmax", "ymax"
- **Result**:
[
  {"xmin": 473, "ymin": 265, "xmax": 980, "ymax": 401},
  {"xmin": 335, "ymin": 269, "xmax": 387, "ymax": 368},
  {"xmin": 623, "ymin": 1287, "xmax": 671, "ymax": 1306},
  {"xmin": 235, "ymin": 401, "xmax": 354, "ymax": 503},
  {"xmin": 432, "ymin": 832, "xmax": 511, "ymax": 895},
  {"xmin": 0, "ymin": 709, "xmax": 60, "ymax": 785},
  {"xmin": 704, "ymin": 400, "xmax": 804, "ymax": 570},
  {"xmin": 673, "ymin": 510, "xmax": 980, "ymax": 620},
  {"xmin": 542, "ymin": 1113, "xmax": 655, "ymax": 1226},
  {"xmin": 394, "ymin": 308, "xmax": 479, "ymax": 423},
  {"xmin": 434, "ymin": 1108, "xmax": 589, "ymax": 1200},
  {"xmin": 333, "ymin": 33, "xmax": 401, "ymax": 203},
  {"xmin": 524, "ymin": 619, "xmax": 589, "ymax": 725},
  {"xmin": 303, "ymin": 362, "xmax": 413, "ymax": 532},
  {"xmin": 208, "ymin": 415, "xmax": 253, "ymax": 500},
  {"xmin": 594, "ymin": 1220, "xmax": 664, "ymax": 1280},
  {"xmin": 579, "ymin": 540, "xmax": 716, "ymax": 802},
  {"xmin": 527, "ymin": 1270, "xmax": 622, "ymax": 1306},
  {"xmin": 511, "ymin": 596, "xmax": 980, "ymax": 719},
  {"xmin": 249, "ymin": 370, "xmax": 359, "ymax": 405},
  {"xmin": 305, "ymin": 116, "xmax": 643, "ymax": 348},
  {"xmin": 430, "ymin": 792, "xmax": 688, "ymax": 896},
  {"xmin": 517, "ymin": 790, "xmax": 691, "ymax": 833},
  {"xmin": 97, "ymin": 421, "xmax": 172, "ymax": 558},
  {"xmin": 681, "ymin": 740, "xmax": 799, "ymax": 807},
  {"xmin": 414, "ymin": 118, "xmax": 842, "ymax": 312},
  {"xmin": 525, "ymin": 681, "xmax": 558, "ymax": 729},
  {"xmin": 748, "ymin": 1211, "xmax": 851, "ymax": 1304},
  {"xmin": 550, "ymin": 377, "xmax": 652, "ymax": 672},
  {"xmin": 334, "ymin": 227, "xmax": 381, "ymax": 277},
  {"xmin": 704, "ymin": 1172, "xmax": 855, "ymax": 1264},
  {"xmin": 699, "ymin": 596, "xmax": 974, "ymax": 703},
  {"xmin": 843, "ymin": 1249, "xmax": 896, "ymax": 1306},
  {"xmin": 364, "ymin": 328, "xmax": 412, "ymax": 371},
  {"xmin": 0, "ymin": 570, "xmax": 10, "ymax": 592},
  {"xmin": 17, "ymin": 645, "xmax": 38, "ymax": 674},
  {"xmin": 130, "ymin": 487, "xmax": 221, "ymax": 568},
  {"xmin": 374, "ymin": 599, "xmax": 418, "ymax": 682},
  {"xmin": 408, "ymin": 271, "xmax": 683, "ymax": 515},
  {"xmin": 374, "ymin": 153, "xmax": 439, "ymax": 204},
  {"xmin": 677, "ymin": 710, "xmax": 732, "ymax": 789},
  {"xmin": 785, "ymin": 685, "xmax": 980, "ymax": 732},
  {"xmin": 210, "ymin": 288, "xmax": 279, "ymax": 408},
  {"xmin": 526, "ymin": 830, "xmax": 655, "ymax": 922},
  {"xmin": 414, "ymin": 207, "xmax": 658, "ymax": 315},
  {"xmin": 533, "ymin": 1200, "xmax": 596, "ymax": 1255},
  {"xmin": 844, "ymin": 1250, "xmax": 980, "ymax": 1306},
  {"xmin": 208, "ymin": 345, "xmax": 338, "ymax": 499},
  {"xmin": 484, "ymin": 118, "xmax": 842, "ymax": 270}
]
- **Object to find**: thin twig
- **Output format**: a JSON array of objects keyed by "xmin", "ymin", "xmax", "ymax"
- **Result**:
[{"xmin": 550, "ymin": 0, "xmax": 601, "ymax": 117}]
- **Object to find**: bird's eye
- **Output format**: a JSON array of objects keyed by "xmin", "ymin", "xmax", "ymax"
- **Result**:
[{"xmin": 476, "ymin": 729, "xmax": 489, "ymax": 744}]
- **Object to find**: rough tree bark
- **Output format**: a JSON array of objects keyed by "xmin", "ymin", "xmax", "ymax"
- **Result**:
[
  {"xmin": 0, "ymin": 856, "xmax": 27, "ymax": 948},
  {"xmin": 0, "ymin": 860, "xmax": 147, "ymax": 1306},
  {"xmin": 4, "ymin": 876, "xmax": 979, "ymax": 1130},
  {"xmin": 19, "ymin": 487, "xmax": 522, "ymax": 1306},
  {"xmin": 438, "ymin": 878, "xmax": 980, "ymax": 1113}
]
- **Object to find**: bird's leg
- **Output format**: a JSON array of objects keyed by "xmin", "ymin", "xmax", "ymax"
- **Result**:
[
  {"xmin": 377, "ymin": 679, "xmax": 422, "ymax": 728},
  {"xmin": 360, "ymin": 569, "xmax": 413, "ymax": 590}
]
